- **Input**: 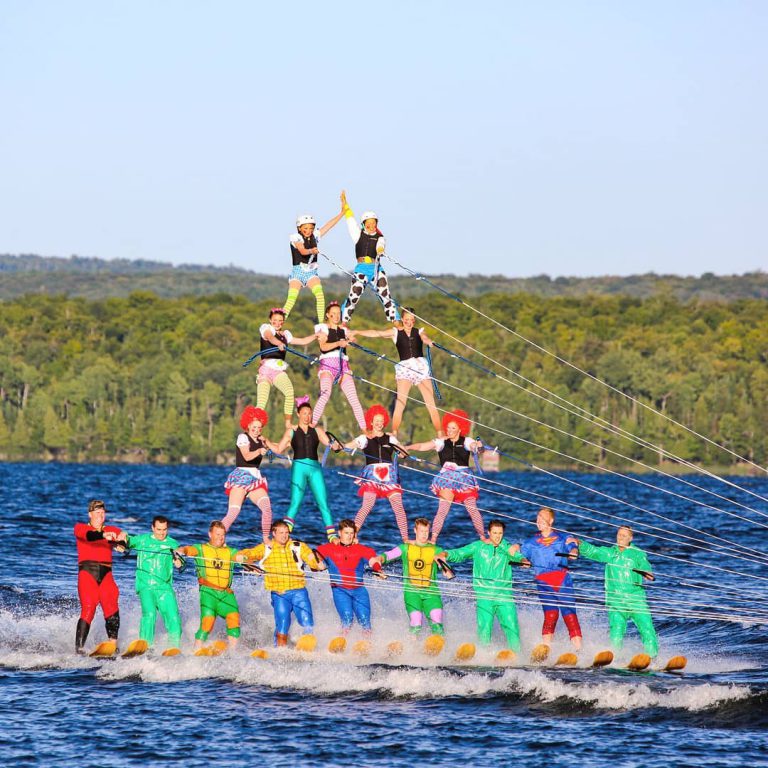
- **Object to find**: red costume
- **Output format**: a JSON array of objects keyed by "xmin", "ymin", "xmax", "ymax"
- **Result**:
[{"xmin": 74, "ymin": 523, "xmax": 122, "ymax": 652}]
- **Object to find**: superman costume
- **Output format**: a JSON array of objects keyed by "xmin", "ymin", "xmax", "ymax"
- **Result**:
[{"xmin": 520, "ymin": 531, "xmax": 582, "ymax": 640}]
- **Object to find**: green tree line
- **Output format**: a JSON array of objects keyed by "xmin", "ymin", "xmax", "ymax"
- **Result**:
[
  {"xmin": 0, "ymin": 290, "xmax": 766, "ymax": 469},
  {"xmin": 2, "ymin": 254, "xmax": 767, "ymax": 302}
]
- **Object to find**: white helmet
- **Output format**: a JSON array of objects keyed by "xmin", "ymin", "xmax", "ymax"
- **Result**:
[
  {"xmin": 296, "ymin": 214, "xmax": 316, "ymax": 228},
  {"xmin": 360, "ymin": 210, "xmax": 378, "ymax": 224}
]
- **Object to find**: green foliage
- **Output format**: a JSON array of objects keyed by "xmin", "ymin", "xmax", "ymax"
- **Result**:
[{"xmin": 0, "ymin": 289, "xmax": 766, "ymax": 468}]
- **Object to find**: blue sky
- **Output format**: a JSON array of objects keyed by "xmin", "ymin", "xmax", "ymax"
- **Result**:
[{"xmin": 1, "ymin": 1, "xmax": 766, "ymax": 277}]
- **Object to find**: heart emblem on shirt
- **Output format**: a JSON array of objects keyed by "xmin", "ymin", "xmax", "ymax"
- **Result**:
[{"xmin": 375, "ymin": 467, "xmax": 389, "ymax": 481}]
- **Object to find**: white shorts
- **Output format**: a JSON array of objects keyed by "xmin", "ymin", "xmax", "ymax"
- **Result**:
[{"xmin": 394, "ymin": 357, "xmax": 431, "ymax": 384}]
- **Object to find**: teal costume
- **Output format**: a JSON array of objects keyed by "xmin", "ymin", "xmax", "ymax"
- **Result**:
[
  {"xmin": 284, "ymin": 425, "xmax": 336, "ymax": 541},
  {"xmin": 445, "ymin": 538, "xmax": 524, "ymax": 651},
  {"xmin": 579, "ymin": 540, "xmax": 658, "ymax": 656},
  {"xmin": 126, "ymin": 532, "xmax": 182, "ymax": 650}
]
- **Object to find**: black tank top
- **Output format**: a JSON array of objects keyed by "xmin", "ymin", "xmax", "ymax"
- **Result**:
[
  {"xmin": 364, "ymin": 435, "xmax": 395, "ymax": 465},
  {"xmin": 261, "ymin": 330, "xmax": 288, "ymax": 361},
  {"xmin": 438, "ymin": 438, "xmax": 470, "ymax": 467},
  {"xmin": 355, "ymin": 230, "xmax": 381, "ymax": 261},
  {"xmin": 395, "ymin": 328, "xmax": 423, "ymax": 361},
  {"xmin": 291, "ymin": 233, "xmax": 318, "ymax": 266},
  {"xmin": 292, "ymin": 427, "xmax": 320, "ymax": 461},
  {"xmin": 236, "ymin": 434, "xmax": 265, "ymax": 468},
  {"xmin": 325, "ymin": 326, "xmax": 346, "ymax": 344}
]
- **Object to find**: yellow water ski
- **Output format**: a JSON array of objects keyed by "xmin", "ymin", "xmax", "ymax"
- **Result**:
[
  {"xmin": 90, "ymin": 640, "xmax": 117, "ymax": 658},
  {"xmin": 251, "ymin": 648, "xmax": 269, "ymax": 659},
  {"xmin": 424, "ymin": 634, "xmax": 445, "ymax": 657},
  {"xmin": 121, "ymin": 639, "xmax": 148, "ymax": 659},
  {"xmin": 387, "ymin": 641, "xmax": 404, "ymax": 657},
  {"xmin": 162, "ymin": 648, "xmax": 181, "ymax": 657},
  {"xmin": 664, "ymin": 655, "xmax": 687, "ymax": 672},
  {"xmin": 208, "ymin": 640, "xmax": 228, "ymax": 656},
  {"xmin": 455, "ymin": 642, "xmax": 476, "ymax": 662},
  {"xmin": 496, "ymin": 649, "xmax": 516, "ymax": 665},
  {"xmin": 592, "ymin": 650, "xmax": 614, "ymax": 668},
  {"xmin": 328, "ymin": 636, "xmax": 347, "ymax": 654},
  {"xmin": 295, "ymin": 634, "xmax": 317, "ymax": 653},
  {"xmin": 352, "ymin": 640, "xmax": 371, "ymax": 657},
  {"xmin": 628, "ymin": 653, "xmax": 651, "ymax": 671},
  {"xmin": 194, "ymin": 646, "xmax": 212, "ymax": 657},
  {"xmin": 555, "ymin": 652, "xmax": 578, "ymax": 667},
  {"xmin": 530, "ymin": 643, "xmax": 550, "ymax": 663}
]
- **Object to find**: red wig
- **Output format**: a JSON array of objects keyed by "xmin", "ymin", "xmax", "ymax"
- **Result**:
[
  {"xmin": 365, "ymin": 404, "xmax": 390, "ymax": 430},
  {"xmin": 442, "ymin": 409, "xmax": 471, "ymax": 437},
  {"xmin": 240, "ymin": 406, "xmax": 269, "ymax": 430}
]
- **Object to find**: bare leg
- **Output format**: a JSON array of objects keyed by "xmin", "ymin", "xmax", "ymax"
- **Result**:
[
  {"xmin": 391, "ymin": 379, "xmax": 412, "ymax": 434},
  {"xmin": 417, "ymin": 379, "xmax": 443, "ymax": 434}
]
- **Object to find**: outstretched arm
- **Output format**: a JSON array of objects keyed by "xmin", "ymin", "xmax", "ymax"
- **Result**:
[
  {"xmin": 404, "ymin": 439, "xmax": 437, "ymax": 452},
  {"xmin": 289, "ymin": 333, "xmax": 317, "ymax": 346},
  {"xmin": 354, "ymin": 328, "xmax": 395, "ymax": 338}
]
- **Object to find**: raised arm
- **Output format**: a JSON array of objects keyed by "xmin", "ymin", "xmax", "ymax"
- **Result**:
[
  {"xmin": 343, "ymin": 194, "xmax": 361, "ymax": 244},
  {"xmin": 318, "ymin": 192, "xmax": 347, "ymax": 237}
]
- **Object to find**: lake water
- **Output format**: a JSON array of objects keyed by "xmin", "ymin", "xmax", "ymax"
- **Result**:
[{"xmin": 1, "ymin": 462, "xmax": 766, "ymax": 767}]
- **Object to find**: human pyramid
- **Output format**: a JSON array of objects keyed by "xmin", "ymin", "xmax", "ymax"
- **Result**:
[{"xmin": 73, "ymin": 192, "xmax": 662, "ymax": 668}]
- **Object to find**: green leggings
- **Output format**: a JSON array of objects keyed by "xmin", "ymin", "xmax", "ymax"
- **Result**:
[
  {"xmin": 138, "ymin": 587, "xmax": 182, "ymax": 649},
  {"xmin": 476, "ymin": 598, "xmax": 520, "ymax": 651},
  {"xmin": 285, "ymin": 459, "xmax": 333, "ymax": 529},
  {"xmin": 609, "ymin": 607, "xmax": 658, "ymax": 657},
  {"xmin": 256, "ymin": 371, "xmax": 294, "ymax": 418}
]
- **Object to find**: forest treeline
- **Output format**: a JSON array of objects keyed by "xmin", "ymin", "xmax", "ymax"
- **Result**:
[
  {"xmin": 2, "ymin": 254, "xmax": 767, "ymax": 302},
  {"xmin": 0, "ymin": 288, "xmax": 766, "ymax": 469}
]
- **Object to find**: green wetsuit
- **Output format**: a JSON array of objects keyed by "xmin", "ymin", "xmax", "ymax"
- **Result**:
[
  {"xmin": 126, "ymin": 532, "xmax": 182, "ymax": 649},
  {"xmin": 445, "ymin": 538, "xmax": 524, "ymax": 651},
  {"xmin": 381, "ymin": 542, "xmax": 444, "ymax": 635},
  {"xmin": 580, "ymin": 540, "xmax": 658, "ymax": 656}
]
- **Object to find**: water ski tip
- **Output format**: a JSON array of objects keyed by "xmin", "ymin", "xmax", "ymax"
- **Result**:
[
  {"xmin": 194, "ymin": 646, "xmax": 212, "ymax": 657},
  {"xmin": 455, "ymin": 642, "xmax": 476, "ymax": 662},
  {"xmin": 209, "ymin": 640, "xmax": 228, "ymax": 656},
  {"xmin": 162, "ymin": 648, "xmax": 181, "ymax": 657},
  {"xmin": 352, "ymin": 640, "xmax": 371, "ymax": 657},
  {"xmin": 295, "ymin": 634, "xmax": 317, "ymax": 653},
  {"xmin": 664, "ymin": 655, "xmax": 687, "ymax": 672},
  {"xmin": 530, "ymin": 643, "xmax": 550, "ymax": 663},
  {"xmin": 328, "ymin": 636, "xmax": 347, "ymax": 654},
  {"xmin": 628, "ymin": 653, "xmax": 652, "ymax": 671},
  {"xmin": 424, "ymin": 634, "xmax": 445, "ymax": 657},
  {"xmin": 121, "ymin": 639, "xmax": 148, "ymax": 659},
  {"xmin": 251, "ymin": 648, "xmax": 269, "ymax": 660},
  {"xmin": 89, "ymin": 640, "xmax": 117, "ymax": 658},
  {"xmin": 495, "ymin": 649, "xmax": 516, "ymax": 665},
  {"xmin": 555, "ymin": 652, "xmax": 578, "ymax": 667},
  {"xmin": 592, "ymin": 650, "xmax": 614, "ymax": 668},
  {"xmin": 387, "ymin": 641, "xmax": 404, "ymax": 657}
]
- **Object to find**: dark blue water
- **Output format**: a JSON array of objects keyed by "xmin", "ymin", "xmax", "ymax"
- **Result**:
[{"xmin": 1, "ymin": 462, "xmax": 767, "ymax": 767}]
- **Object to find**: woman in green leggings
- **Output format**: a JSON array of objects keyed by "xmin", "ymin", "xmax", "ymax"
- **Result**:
[{"xmin": 276, "ymin": 397, "xmax": 341, "ymax": 543}]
